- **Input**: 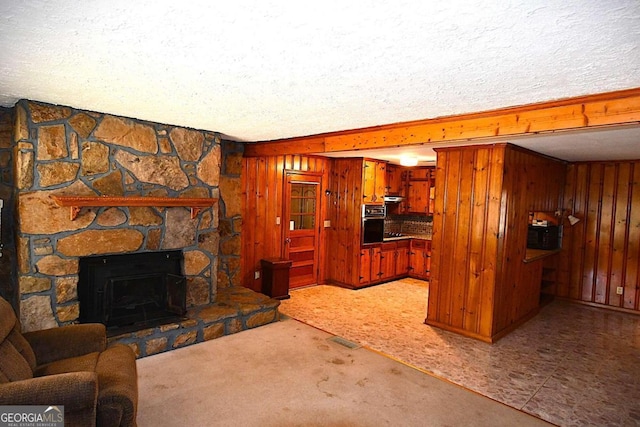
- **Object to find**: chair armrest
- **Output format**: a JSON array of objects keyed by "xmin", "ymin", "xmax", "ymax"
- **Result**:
[
  {"xmin": 0, "ymin": 371, "xmax": 98, "ymax": 413},
  {"xmin": 96, "ymin": 344, "xmax": 139, "ymax": 426},
  {"xmin": 23, "ymin": 323, "xmax": 107, "ymax": 365}
]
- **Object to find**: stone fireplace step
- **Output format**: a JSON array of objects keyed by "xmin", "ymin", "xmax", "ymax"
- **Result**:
[{"xmin": 107, "ymin": 287, "xmax": 280, "ymax": 358}]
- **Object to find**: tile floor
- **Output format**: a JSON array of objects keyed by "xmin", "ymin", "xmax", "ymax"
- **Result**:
[{"xmin": 279, "ymin": 278, "xmax": 640, "ymax": 426}]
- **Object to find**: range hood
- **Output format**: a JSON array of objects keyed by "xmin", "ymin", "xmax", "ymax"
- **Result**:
[{"xmin": 384, "ymin": 196, "xmax": 404, "ymax": 203}]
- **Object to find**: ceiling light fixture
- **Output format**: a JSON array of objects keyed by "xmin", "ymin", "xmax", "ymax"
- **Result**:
[{"xmin": 400, "ymin": 156, "xmax": 418, "ymax": 167}]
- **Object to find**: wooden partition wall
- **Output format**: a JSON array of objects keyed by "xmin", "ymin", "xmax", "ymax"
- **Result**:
[
  {"xmin": 427, "ymin": 145, "xmax": 505, "ymax": 340},
  {"xmin": 557, "ymin": 161, "xmax": 640, "ymax": 312},
  {"xmin": 325, "ymin": 158, "xmax": 365, "ymax": 287},
  {"xmin": 241, "ymin": 155, "xmax": 330, "ymax": 292},
  {"xmin": 428, "ymin": 143, "xmax": 566, "ymax": 342},
  {"xmin": 495, "ymin": 147, "xmax": 567, "ymax": 332}
]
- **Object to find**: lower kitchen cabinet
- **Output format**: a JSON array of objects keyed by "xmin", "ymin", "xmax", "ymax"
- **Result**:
[
  {"xmin": 379, "ymin": 242, "xmax": 397, "ymax": 281},
  {"xmin": 395, "ymin": 240, "xmax": 410, "ymax": 277},
  {"xmin": 359, "ymin": 245, "xmax": 383, "ymax": 286},
  {"xmin": 358, "ymin": 239, "xmax": 428, "ymax": 287},
  {"xmin": 359, "ymin": 247, "xmax": 372, "ymax": 285},
  {"xmin": 409, "ymin": 239, "xmax": 431, "ymax": 280}
]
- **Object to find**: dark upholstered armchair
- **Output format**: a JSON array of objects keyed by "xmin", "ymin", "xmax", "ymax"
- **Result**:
[{"xmin": 0, "ymin": 296, "xmax": 138, "ymax": 426}]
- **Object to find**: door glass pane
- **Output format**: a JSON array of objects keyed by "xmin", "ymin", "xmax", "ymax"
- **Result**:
[{"xmin": 290, "ymin": 183, "xmax": 317, "ymax": 230}]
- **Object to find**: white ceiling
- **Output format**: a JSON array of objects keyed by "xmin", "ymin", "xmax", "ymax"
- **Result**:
[{"xmin": 1, "ymin": 1, "xmax": 639, "ymax": 162}]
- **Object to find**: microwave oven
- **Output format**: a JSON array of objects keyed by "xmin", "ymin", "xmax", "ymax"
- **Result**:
[{"xmin": 527, "ymin": 225, "xmax": 559, "ymax": 250}]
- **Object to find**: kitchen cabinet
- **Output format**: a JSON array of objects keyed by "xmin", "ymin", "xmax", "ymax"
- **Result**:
[
  {"xmin": 359, "ymin": 245, "xmax": 382, "ymax": 286},
  {"xmin": 409, "ymin": 239, "xmax": 431, "ymax": 280},
  {"xmin": 358, "ymin": 239, "xmax": 426, "ymax": 287},
  {"xmin": 379, "ymin": 242, "xmax": 397, "ymax": 281},
  {"xmin": 394, "ymin": 240, "xmax": 410, "ymax": 276},
  {"xmin": 330, "ymin": 159, "xmax": 434, "ymax": 289},
  {"xmin": 406, "ymin": 180, "xmax": 430, "ymax": 214},
  {"xmin": 385, "ymin": 164, "xmax": 405, "ymax": 196},
  {"xmin": 363, "ymin": 159, "xmax": 386, "ymax": 204},
  {"xmin": 359, "ymin": 248, "xmax": 372, "ymax": 285},
  {"xmin": 405, "ymin": 167, "xmax": 435, "ymax": 215},
  {"xmin": 358, "ymin": 240, "xmax": 414, "ymax": 287},
  {"xmin": 385, "ymin": 166, "xmax": 435, "ymax": 215},
  {"xmin": 407, "ymin": 168, "xmax": 431, "ymax": 180}
]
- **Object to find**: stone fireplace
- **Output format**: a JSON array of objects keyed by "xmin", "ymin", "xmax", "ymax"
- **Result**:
[
  {"xmin": 13, "ymin": 100, "xmax": 221, "ymax": 333},
  {"xmin": 4, "ymin": 100, "xmax": 278, "ymax": 358}
]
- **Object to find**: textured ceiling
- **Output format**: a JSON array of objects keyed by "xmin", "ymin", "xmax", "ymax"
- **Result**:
[{"xmin": 1, "ymin": 1, "xmax": 639, "ymax": 153}]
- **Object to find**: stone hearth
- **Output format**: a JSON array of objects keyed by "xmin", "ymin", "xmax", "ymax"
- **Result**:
[{"xmin": 109, "ymin": 287, "xmax": 280, "ymax": 358}]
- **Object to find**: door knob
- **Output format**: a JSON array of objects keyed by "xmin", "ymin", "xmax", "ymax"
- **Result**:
[{"xmin": 284, "ymin": 238, "xmax": 291, "ymax": 244}]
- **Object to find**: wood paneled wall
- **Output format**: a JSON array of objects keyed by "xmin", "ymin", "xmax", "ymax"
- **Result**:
[
  {"xmin": 428, "ymin": 146, "xmax": 505, "ymax": 339},
  {"xmin": 495, "ymin": 147, "xmax": 567, "ymax": 333},
  {"xmin": 241, "ymin": 155, "xmax": 330, "ymax": 292},
  {"xmin": 325, "ymin": 158, "xmax": 365, "ymax": 287},
  {"xmin": 428, "ymin": 144, "xmax": 566, "ymax": 341},
  {"xmin": 557, "ymin": 161, "xmax": 640, "ymax": 312}
]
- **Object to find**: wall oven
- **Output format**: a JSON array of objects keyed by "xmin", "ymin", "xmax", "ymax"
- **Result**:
[{"xmin": 362, "ymin": 205, "xmax": 386, "ymax": 244}]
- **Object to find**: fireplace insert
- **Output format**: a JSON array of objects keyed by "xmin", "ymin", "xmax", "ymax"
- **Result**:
[{"xmin": 78, "ymin": 250, "xmax": 186, "ymax": 333}]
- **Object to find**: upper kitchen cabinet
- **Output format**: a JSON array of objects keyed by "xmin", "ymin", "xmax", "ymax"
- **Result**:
[
  {"xmin": 385, "ymin": 164, "xmax": 405, "ymax": 196},
  {"xmin": 406, "ymin": 167, "xmax": 435, "ymax": 214},
  {"xmin": 385, "ymin": 165, "xmax": 435, "ymax": 215},
  {"xmin": 406, "ymin": 180, "xmax": 429, "ymax": 214},
  {"xmin": 363, "ymin": 159, "xmax": 387, "ymax": 204},
  {"xmin": 407, "ymin": 168, "xmax": 431, "ymax": 180}
]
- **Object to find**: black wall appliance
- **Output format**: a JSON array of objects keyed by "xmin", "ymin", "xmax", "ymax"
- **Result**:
[
  {"xmin": 362, "ymin": 204, "xmax": 386, "ymax": 244},
  {"xmin": 527, "ymin": 225, "xmax": 559, "ymax": 250}
]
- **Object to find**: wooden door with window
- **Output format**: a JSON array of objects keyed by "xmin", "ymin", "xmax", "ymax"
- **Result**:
[{"xmin": 284, "ymin": 172, "xmax": 322, "ymax": 288}]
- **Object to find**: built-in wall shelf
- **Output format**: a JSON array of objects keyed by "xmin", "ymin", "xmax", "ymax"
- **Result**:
[{"xmin": 51, "ymin": 195, "xmax": 218, "ymax": 220}]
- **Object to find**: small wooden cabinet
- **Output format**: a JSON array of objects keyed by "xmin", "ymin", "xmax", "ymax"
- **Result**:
[
  {"xmin": 261, "ymin": 258, "xmax": 293, "ymax": 299},
  {"xmin": 363, "ymin": 159, "xmax": 386, "ymax": 204}
]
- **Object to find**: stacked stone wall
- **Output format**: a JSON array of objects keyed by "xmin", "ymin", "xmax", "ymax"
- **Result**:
[
  {"xmin": 14, "ymin": 100, "xmax": 222, "ymax": 332},
  {"xmin": 217, "ymin": 140, "xmax": 243, "ymax": 288}
]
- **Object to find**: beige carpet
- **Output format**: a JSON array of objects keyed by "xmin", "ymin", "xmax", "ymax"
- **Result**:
[{"xmin": 137, "ymin": 317, "xmax": 551, "ymax": 426}]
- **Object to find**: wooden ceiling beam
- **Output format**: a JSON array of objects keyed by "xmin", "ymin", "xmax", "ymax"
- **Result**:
[{"xmin": 243, "ymin": 87, "xmax": 640, "ymax": 157}]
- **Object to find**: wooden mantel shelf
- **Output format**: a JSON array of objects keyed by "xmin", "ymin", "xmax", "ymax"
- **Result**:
[{"xmin": 51, "ymin": 195, "xmax": 218, "ymax": 220}]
